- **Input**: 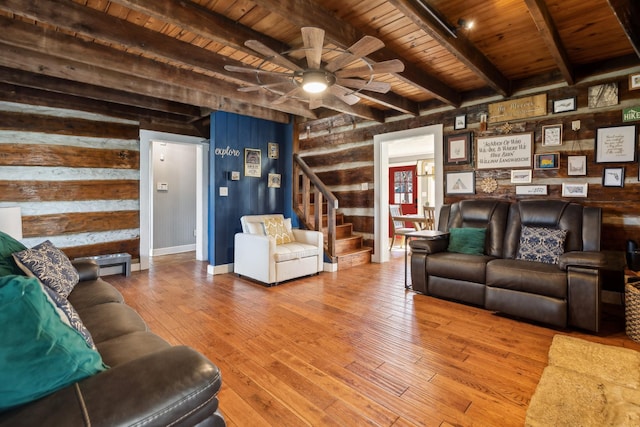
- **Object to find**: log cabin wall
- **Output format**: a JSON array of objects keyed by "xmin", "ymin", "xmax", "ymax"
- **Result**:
[
  {"xmin": 0, "ymin": 101, "xmax": 141, "ymax": 260},
  {"xmin": 297, "ymin": 73, "xmax": 640, "ymax": 252}
]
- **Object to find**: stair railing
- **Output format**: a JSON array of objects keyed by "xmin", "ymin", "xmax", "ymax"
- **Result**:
[{"xmin": 293, "ymin": 153, "xmax": 338, "ymax": 262}]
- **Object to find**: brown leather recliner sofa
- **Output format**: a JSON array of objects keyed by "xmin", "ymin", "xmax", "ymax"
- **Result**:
[
  {"xmin": 410, "ymin": 199, "xmax": 624, "ymax": 332},
  {"xmin": 0, "ymin": 260, "xmax": 226, "ymax": 427}
]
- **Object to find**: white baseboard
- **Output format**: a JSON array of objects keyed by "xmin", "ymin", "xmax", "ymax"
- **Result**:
[
  {"xmin": 207, "ymin": 263, "xmax": 233, "ymax": 275},
  {"xmin": 151, "ymin": 244, "xmax": 196, "ymax": 257}
]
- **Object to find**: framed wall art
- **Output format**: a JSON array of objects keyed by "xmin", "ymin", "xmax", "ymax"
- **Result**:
[
  {"xmin": 567, "ymin": 155, "xmax": 587, "ymax": 176},
  {"xmin": 445, "ymin": 132, "xmax": 473, "ymax": 165},
  {"xmin": 553, "ymin": 97, "xmax": 577, "ymax": 114},
  {"xmin": 630, "ymin": 74, "xmax": 640, "ymax": 91},
  {"xmin": 595, "ymin": 125, "xmax": 637, "ymax": 163},
  {"xmin": 534, "ymin": 153, "xmax": 559, "ymax": 170},
  {"xmin": 445, "ymin": 171, "xmax": 475, "ymax": 195},
  {"xmin": 602, "ymin": 167, "xmax": 625, "ymax": 187},
  {"xmin": 244, "ymin": 148, "xmax": 261, "ymax": 177},
  {"xmin": 454, "ymin": 114, "xmax": 466, "ymax": 130},
  {"xmin": 542, "ymin": 124, "xmax": 563, "ymax": 146},
  {"xmin": 476, "ymin": 132, "xmax": 533, "ymax": 169},
  {"xmin": 588, "ymin": 82, "xmax": 618, "ymax": 108},
  {"xmin": 268, "ymin": 142, "xmax": 279, "ymax": 159},
  {"xmin": 510, "ymin": 169, "xmax": 532, "ymax": 184},
  {"xmin": 562, "ymin": 183, "xmax": 588, "ymax": 197},
  {"xmin": 516, "ymin": 185, "xmax": 547, "ymax": 196},
  {"xmin": 268, "ymin": 173, "xmax": 281, "ymax": 188}
]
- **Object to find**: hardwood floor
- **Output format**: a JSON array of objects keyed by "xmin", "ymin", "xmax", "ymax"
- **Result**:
[{"xmin": 107, "ymin": 251, "xmax": 640, "ymax": 426}]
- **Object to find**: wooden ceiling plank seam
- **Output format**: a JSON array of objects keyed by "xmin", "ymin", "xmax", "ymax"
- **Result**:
[
  {"xmin": 248, "ymin": 0, "xmax": 461, "ymax": 106},
  {"xmin": 386, "ymin": 0, "xmax": 510, "ymax": 97},
  {"xmin": 523, "ymin": 0, "xmax": 575, "ymax": 85},
  {"xmin": 607, "ymin": 0, "xmax": 640, "ymax": 58}
]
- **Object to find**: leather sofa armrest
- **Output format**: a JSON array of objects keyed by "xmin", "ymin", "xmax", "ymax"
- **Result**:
[
  {"xmin": 71, "ymin": 259, "xmax": 100, "ymax": 281},
  {"xmin": 0, "ymin": 346, "xmax": 222, "ymax": 427},
  {"xmin": 559, "ymin": 250, "xmax": 625, "ymax": 271},
  {"xmin": 409, "ymin": 238, "xmax": 449, "ymax": 254}
]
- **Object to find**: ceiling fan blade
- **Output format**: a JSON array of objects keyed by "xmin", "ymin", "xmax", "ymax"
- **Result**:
[
  {"xmin": 301, "ymin": 27, "xmax": 325, "ymax": 69},
  {"xmin": 325, "ymin": 36, "xmax": 385, "ymax": 72},
  {"xmin": 308, "ymin": 95, "xmax": 323, "ymax": 110},
  {"xmin": 224, "ymin": 65, "xmax": 294, "ymax": 79},
  {"xmin": 272, "ymin": 87, "xmax": 303, "ymax": 105},
  {"xmin": 237, "ymin": 81, "xmax": 293, "ymax": 92},
  {"xmin": 244, "ymin": 40, "xmax": 303, "ymax": 71},
  {"xmin": 335, "ymin": 59, "xmax": 405, "ymax": 78},
  {"xmin": 330, "ymin": 86, "xmax": 360, "ymax": 105},
  {"xmin": 336, "ymin": 78, "xmax": 391, "ymax": 93}
]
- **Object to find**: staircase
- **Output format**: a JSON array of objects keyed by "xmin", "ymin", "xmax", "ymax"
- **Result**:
[{"xmin": 293, "ymin": 154, "xmax": 372, "ymax": 269}]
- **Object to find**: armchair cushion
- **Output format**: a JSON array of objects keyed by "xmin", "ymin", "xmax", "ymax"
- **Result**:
[
  {"xmin": 447, "ymin": 227, "xmax": 486, "ymax": 255},
  {"xmin": 274, "ymin": 242, "xmax": 319, "ymax": 262},
  {"xmin": 262, "ymin": 216, "xmax": 294, "ymax": 244},
  {"xmin": 516, "ymin": 226, "xmax": 567, "ymax": 265}
]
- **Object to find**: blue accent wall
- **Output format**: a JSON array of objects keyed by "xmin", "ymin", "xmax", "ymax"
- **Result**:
[{"xmin": 209, "ymin": 112, "xmax": 294, "ymax": 266}]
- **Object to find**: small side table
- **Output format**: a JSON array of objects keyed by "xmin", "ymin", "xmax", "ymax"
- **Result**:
[
  {"xmin": 75, "ymin": 253, "xmax": 132, "ymax": 277},
  {"xmin": 404, "ymin": 230, "xmax": 448, "ymax": 289}
]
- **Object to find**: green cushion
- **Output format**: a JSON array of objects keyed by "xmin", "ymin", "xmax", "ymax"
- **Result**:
[
  {"xmin": 0, "ymin": 275, "xmax": 107, "ymax": 411},
  {"xmin": 447, "ymin": 227, "xmax": 487, "ymax": 255},
  {"xmin": 0, "ymin": 231, "xmax": 27, "ymax": 277}
]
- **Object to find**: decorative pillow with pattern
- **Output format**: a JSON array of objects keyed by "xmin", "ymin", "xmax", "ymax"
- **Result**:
[
  {"xmin": 516, "ymin": 226, "xmax": 568, "ymax": 265},
  {"xmin": 262, "ymin": 217, "xmax": 295, "ymax": 245},
  {"xmin": 13, "ymin": 240, "xmax": 80, "ymax": 298},
  {"xmin": 41, "ymin": 285, "xmax": 96, "ymax": 350}
]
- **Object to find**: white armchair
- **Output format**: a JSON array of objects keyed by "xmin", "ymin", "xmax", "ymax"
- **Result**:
[{"xmin": 233, "ymin": 214, "xmax": 323, "ymax": 286}]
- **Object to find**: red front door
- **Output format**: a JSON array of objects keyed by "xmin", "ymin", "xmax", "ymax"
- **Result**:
[{"xmin": 389, "ymin": 165, "xmax": 417, "ymax": 235}]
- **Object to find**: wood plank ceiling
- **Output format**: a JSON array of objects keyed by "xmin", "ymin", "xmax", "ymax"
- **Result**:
[{"xmin": 0, "ymin": 0, "xmax": 638, "ymax": 132}]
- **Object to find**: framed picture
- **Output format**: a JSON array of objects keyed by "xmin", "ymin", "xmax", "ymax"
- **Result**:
[
  {"xmin": 445, "ymin": 171, "xmax": 475, "ymax": 195},
  {"xmin": 588, "ymin": 82, "xmax": 618, "ymax": 108},
  {"xmin": 567, "ymin": 155, "xmax": 587, "ymax": 176},
  {"xmin": 553, "ymin": 97, "xmax": 577, "ymax": 114},
  {"xmin": 542, "ymin": 124, "xmax": 563, "ymax": 146},
  {"xmin": 511, "ymin": 169, "xmax": 532, "ymax": 184},
  {"xmin": 244, "ymin": 148, "xmax": 261, "ymax": 177},
  {"xmin": 630, "ymin": 74, "xmax": 640, "ymax": 91},
  {"xmin": 516, "ymin": 185, "xmax": 547, "ymax": 196},
  {"xmin": 562, "ymin": 183, "xmax": 588, "ymax": 197},
  {"xmin": 534, "ymin": 153, "xmax": 559, "ymax": 170},
  {"xmin": 454, "ymin": 115, "xmax": 466, "ymax": 130},
  {"xmin": 603, "ymin": 167, "xmax": 625, "ymax": 187},
  {"xmin": 445, "ymin": 132, "xmax": 473, "ymax": 165},
  {"xmin": 595, "ymin": 125, "xmax": 637, "ymax": 163},
  {"xmin": 476, "ymin": 132, "xmax": 533, "ymax": 169},
  {"xmin": 268, "ymin": 173, "xmax": 281, "ymax": 188},
  {"xmin": 268, "ymin": 142, "xmax": 279, "ymax": 159}
]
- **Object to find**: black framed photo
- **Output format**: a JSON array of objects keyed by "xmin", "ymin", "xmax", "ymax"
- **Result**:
[
  {"xmin": 445, "ymin": 132, "xmax": 473, "ymax": 165},
  {"xmin": 552, "ymin": 97, "xmax": 577, "ymax": 114},
  {"xmin": 603, "ymin": 167, "xmax": 625, "ymax": 187},
  {"xmin": 534, "ymin": 153, "xmax": 559, "ymax": 170},
  {"xmin": 454, "ymin": 114, "xmax": 466, "ymax": 130}
]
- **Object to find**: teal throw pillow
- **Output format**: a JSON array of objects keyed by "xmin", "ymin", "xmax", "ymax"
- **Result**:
[
  {"xmin": 0, "ymin": 231, "xmax": 27, "ymax": 277},
  {"xmin": 0, "ymin": 275, "xmax": 107, "ymax": 411},
  {"xmin": 447, "ymin": 227, "xmax": 487, "ymax": 255}
]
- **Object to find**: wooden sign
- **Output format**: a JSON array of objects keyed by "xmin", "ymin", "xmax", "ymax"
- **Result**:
[
  {"xmin": 488, "ymin": 94, "xmax": 547, "ymax": 123},
  {"xmin": 477, "ymin": 133, "xmax": 533, "ymax": 169},
  {"xmin": 623, "ymin": 106, "xmax": 640, "ymax": 122}
]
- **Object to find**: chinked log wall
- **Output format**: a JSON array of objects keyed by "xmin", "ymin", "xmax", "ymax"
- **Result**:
[
  {"xmin": 297, "ymin": 73, "xmax": 640, "ymax": 252},
  {"xmin": 0, "ymin": 102, "xmax": 140, "ymax": 260}
]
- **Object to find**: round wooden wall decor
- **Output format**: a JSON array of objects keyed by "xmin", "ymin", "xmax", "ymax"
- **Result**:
[{"xmin": 481, "ymin": 177, "xmax": 498, "ymax": 193}]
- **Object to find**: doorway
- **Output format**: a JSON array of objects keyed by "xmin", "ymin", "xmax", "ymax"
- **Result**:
[
  {"xmin": 373, "ymin": 124, "xmax": 444, "ymax": 263},
  {"xmin": 389, "ymin": 165, "xmax": 418, "ymax": 235}
]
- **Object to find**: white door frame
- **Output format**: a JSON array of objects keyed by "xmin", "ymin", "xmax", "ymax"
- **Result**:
[
  {"xmin": 373, "ymin": 124, "xmax": 443, "ymax": 263},
  {"xmin": 139, "ymin": 130, "xmax": 209, "ymax": 270}
]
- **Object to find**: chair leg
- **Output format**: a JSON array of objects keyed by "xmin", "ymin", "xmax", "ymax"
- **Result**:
[{"xmin": 389, "ymin": 235, "xmax": 394, "ymax": 251}]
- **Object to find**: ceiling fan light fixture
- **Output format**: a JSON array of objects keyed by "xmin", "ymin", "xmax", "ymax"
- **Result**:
[{"xmin": 301, "ymin": 71, "xmax": 334, "ymax": 94}]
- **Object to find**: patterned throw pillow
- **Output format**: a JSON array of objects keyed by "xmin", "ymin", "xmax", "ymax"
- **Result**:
[
  {"xmin": 41, "ymin": 285, "xmax": 96, "ymax": 350},
  {"xmin": 13, "ymin": 240, "xmax": 80, "ymax": 298},
  {"xmin": 262, "ymin": 217, "xmax": 294, "ymax": 245},
  {"xmin": 516, "ymin": 226, "xmax": 568, "ymax": 265}
]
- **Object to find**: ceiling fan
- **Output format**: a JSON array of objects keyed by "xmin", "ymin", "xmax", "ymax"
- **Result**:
[{"xmin": 224, "ymin": 27, "xmax": 404, "ymax": 109}]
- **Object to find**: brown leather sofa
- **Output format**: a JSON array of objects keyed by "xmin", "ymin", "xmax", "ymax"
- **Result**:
[
  {"xmin": 0, "ymin": 260, "xmax": 226, "ymax": 427},
  {"xmin": 410, "ymin": 199, "xmax": 624, "ymax": 332}
]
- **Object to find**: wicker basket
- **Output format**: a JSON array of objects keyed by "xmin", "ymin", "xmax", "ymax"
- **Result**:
[{"xmin": 626, "ymin": 281, "xmax": 640, "ymax": 342}]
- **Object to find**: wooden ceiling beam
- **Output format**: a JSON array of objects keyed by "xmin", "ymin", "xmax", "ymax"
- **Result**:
[
  {"xmin": 524, "ymin": 0, "xmax": 574, "ymax": 85},
  {"xmin": 117, "ymin": 0, "xmax": 456, "ymax": 109},
  {"xmin": 387, "ymin": 0, "xmax": 511, "ymax": 97},
  {"xmin": 316, "ymin": 99, "xmax": 385, "ymax": 123},
  {"xmin": 0, "ymin": 16, "xmax": 314, "ymax": 121},
  {"xmin": 607, "ymin": 0, "xmax": 640, "ymax": 58}
]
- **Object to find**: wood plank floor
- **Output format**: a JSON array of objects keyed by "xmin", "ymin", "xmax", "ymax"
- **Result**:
[{"xmin": 105, "ymin": 251, "xmax": 640, "ymax": 426}]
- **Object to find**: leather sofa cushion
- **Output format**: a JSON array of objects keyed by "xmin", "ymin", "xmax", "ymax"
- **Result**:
[
  {"xmin": 427, "ymin": 252, "xmax": 496, "ymax": 284},
  {"xmin": 96, "ymin": 331, "xmax": 171, "ymax": 367},
  {"xmin": 274, "ymin": 242, "xmax": 318, "ymax": 262},
  {"xmin": 486, "ymin": 258, "xmax": 567, "ymax": 299},
  {"xmin": 77, "ymin": 302, "xmax": 147, "ymax": 345},
  {"xmin": 67, "ymin": 279, "xmax": 124, "ymax": 310}
]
